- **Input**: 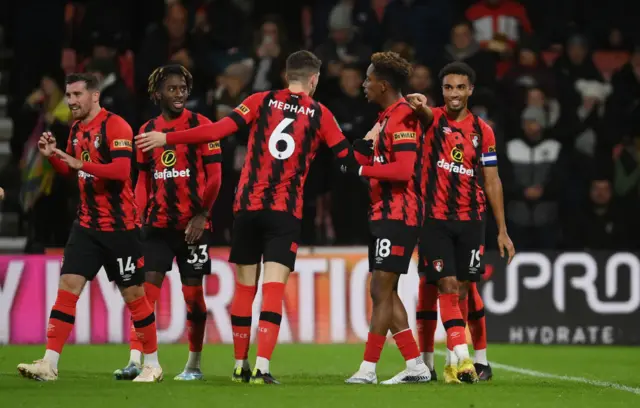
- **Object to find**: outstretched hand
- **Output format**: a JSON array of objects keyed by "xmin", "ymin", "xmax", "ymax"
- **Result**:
[{"xmin": 135, "ymin": 131, "xmax": 167, "ymax": 152}]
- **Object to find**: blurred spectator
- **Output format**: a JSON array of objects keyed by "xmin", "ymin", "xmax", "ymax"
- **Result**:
[
  {"xmin": 500, "ymin": 38, "xmax": 555, "ymax": 117},
  {"xmin": 465, "ymin": 0, "xmax": 533, "ymax": 76},
  {"xmin": 613, "ymin": 133, "xmax": 640, "ymax": 215},
  {"xmin": 316, "ymin": 3, "xmax": 371, "ymax": 79},
  {"xmin": 249, "ymin": 15, "xmax": 290, "ymax": 93},
  {"xmin": 563, "ymin": 178, "xmax": 634, "ymax": 250},
  {"xmin": 606, "ymin": 45, "xmax": 640, "ymax": 140},
  {"xmin": 552, "ymin": 33, "xmax": 604, "ymax": 116},
  {"xmin": 352, "ymin": 0, "xmax": 390, "ymax": 52},
  {"xmin": 85, "ymin": 58, "xmax": 136, "ymax": 126},
  {"xmin": 383, "ymin": 38, "xmax": 415, "ymax": 62},
  {"xmin": 439, "ymin": 19, "xmax": 497, "ymax": 93},
  {"xmin": 408, "ymin": 64, "xmax": 438, "ymax": 106},
  {"xmin": 135, "ymin": 2, "xmax": 208, "ymax": 105},
  {"xmin": 503, "ymin": 106, "xmax": 564, "ymax": 249}
]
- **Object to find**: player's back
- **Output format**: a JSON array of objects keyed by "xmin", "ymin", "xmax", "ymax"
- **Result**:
[{"xmin": 232, "ymin": 89, "xmax": 328, "ymax": 219}]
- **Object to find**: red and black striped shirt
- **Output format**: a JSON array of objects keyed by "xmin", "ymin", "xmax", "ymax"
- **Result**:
[
  {"xmin": 137, "ymin": 110, "xmax": 222, "ymax": 229},
  {"xmin": 423, "ymin": 107, "xmax": 497, "ymax": 221},
  {"xmin": 365, "ymin": 100, "xmax": 425, "ymax": 227},
  {"xmin": 65, "ymin": 109, "xmax": 137, "ymax": 231},
  {"xmin": 226, "ymin": 89, "xmax": 349, "ymax": 219}
]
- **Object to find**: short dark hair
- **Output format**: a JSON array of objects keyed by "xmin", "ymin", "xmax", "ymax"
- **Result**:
[
  {"xmin": 65, "ymin": 73, "xmax": 99, "ymax": 91},
  {"xmin": 286, "ymin": 50, "xmax": 322, "ymax": 82},
  {"xmin": 438, "ymin": 62, "xmax": 476, "ymax": 85},
  {"xmin": 370, "ymin": 51, "xmax": 412, "ymax": 91},
  {"xmin": 452, "ymin": 19, "xmax": 473, "ymax": 31},
  {"xmin": 147, "ymin": 64, "xmax": 193, "ymax": 103}
]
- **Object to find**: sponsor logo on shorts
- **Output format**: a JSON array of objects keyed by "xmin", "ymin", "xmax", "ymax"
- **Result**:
[{"xmin": 433, "ymin": 259, "xmax": 443, "ymax": 272}]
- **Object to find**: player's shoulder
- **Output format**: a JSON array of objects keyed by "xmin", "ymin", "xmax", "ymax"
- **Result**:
[
  {"xmin": 104, "ymin": 111, "xmax": 132, "ymax": 132},
  {"xmin": 193, "ymin": 112, "xmax": 213, "ymax": 125},
  {"xmin": 475, "ymin": 115, "xmax": 495, "ymax": 135}
]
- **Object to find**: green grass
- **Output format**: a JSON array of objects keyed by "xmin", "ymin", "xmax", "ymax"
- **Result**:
[{"xmin": 1, "ymin": 344, "xmax": 638, "ymax": 408}]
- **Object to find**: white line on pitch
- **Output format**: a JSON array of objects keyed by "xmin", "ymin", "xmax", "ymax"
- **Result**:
[{"xmin": 433, "ymin": 350, "xmax": 640, "ymax": 395}]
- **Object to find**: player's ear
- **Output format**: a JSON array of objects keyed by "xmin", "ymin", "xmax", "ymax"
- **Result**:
[
  {"xmin": 92, "ymin": 90, "xmax": 100, "ymax": 103},
  {"xmin": 468, "ymin": 85, "xmax": 474, "ymax": 96}
]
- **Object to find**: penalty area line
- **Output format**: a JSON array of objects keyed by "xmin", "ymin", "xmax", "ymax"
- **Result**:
[{"xmin": 433, "ymin": 350, "xmax": 640, "ymax": 395}]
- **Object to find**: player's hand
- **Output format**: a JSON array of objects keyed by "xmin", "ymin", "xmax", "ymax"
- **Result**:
[
  {"xmin": 406, "ymin": 93, "xmax": 427, "ymax": 110},
  {"xmin": 38, "ymin": 132, "xmax": 57, "ymax": 157},
  {"xmin": 0, "ymin": 187, "xmax": 4, "ymax": 201},
  {"xmin": 135, "ymin": 131, "xmax": 167, "ymax": 152},
  {"xmin": 364, "ymin": 122, "xmax": 381, "ymax": 144},
  {"xmin": 497, "ymin": 231, "xmax": 516, "ymax": 264},
  {"xmin": 53, "ymin": 148, "xmax": 83, "ymax": 170},
  {"xmin": 185, "ymin": 213, "xmax": 207, "ymax": 244}
]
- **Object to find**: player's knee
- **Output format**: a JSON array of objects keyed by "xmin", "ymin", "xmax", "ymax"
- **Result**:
[
  {"xmin": 438, "ymin": 277, "xmax": 458, "ymax": 295},
  {"xmin": 145, "ymin": 271, "xmax": 165, "ymax": 288},
  {"xmin": 180, "ymin": 275, "xmax": 203, "ymax": 287},
  {"xmin": 263, "ymin": 262, "xmax": 289, "ymax": 284},
  {"xmin": 458, "ymin": 281, "xmax": 470, "ymax": 300},
  {"xmin": 58, "ymin": 274, "xmax": 86, "ymax": 296},
  {"xmin": 236, "ymin": 263, "xmax": 261, "ymax": 285},
  {"xmin": 120, "ymin": 284, "xmax": 145, "ymax": 303}
]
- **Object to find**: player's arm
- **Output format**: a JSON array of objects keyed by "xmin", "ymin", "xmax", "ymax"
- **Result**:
[
  {"xmin": 481, "ymin": 125, "xmax": 515, "ymax": 263},
  {"xmin": 134, "ymin": 136, "xmax": 149, "ymax": 219},
  {"xmin": 318, "ymin": 106, "xmax": 361, "ymax": 174},
  {"xmin": 359, "ymin": 113, "xmax": 418, "ymax": 182},
  {"xmin": 406, "ymin": 93, "xmax": 435, "ymax": 128},
  {"xmin": 48, "ymin": 132, "xmax": 73, "ymax": 176},
  {"xmin": 353, "ymin": 139, "xmax": 374, "ymax": 165},
  {"xmin": 201, "ymin": 140, "xmax": 223, "ymax": 214},
  {"xmin": 78, "ymin": 117, "xmax": 132, "ymax": 180},
  {"xmin": 164, "ymin": 93, "xmax": 263, "ymax": 146}
]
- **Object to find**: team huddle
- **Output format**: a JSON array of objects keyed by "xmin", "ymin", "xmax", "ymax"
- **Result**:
[{"xmin": 17, "ymin": 49, "xmax": 515, "ymax": 385}]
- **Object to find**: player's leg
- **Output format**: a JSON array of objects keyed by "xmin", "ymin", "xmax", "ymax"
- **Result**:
[
  {"xmin": 228, "ymin": 212, "xmax": 263, "ymax": 382},
  {"xmin": 451, "ymin": 220, "xmax": 487, "ymax": 383},
  {"xmin": 17, "ymin": 224, "xmax": 99, "ymax": 381},
  {"xmin": 249, "ymin": 211, "xmax": 301, "ymax": 385},
  {"xmin": 415, "ymin": 276, "xmax": 438, "ymax": 380},
  {"xmin": 468, "ymin": 282, "xmax": 492, "ymax": 380},
  {"xmin": 105, "ymin": 229, "xmax": 162, "ymax": 383},
  {"xmin": 116, "ymin": 227, "xmax": 170, "ymax": 380},
  {"xmin": 417, "ymin": 232, "xmax": 440, "ymax": 377},
  {"xmin": 420, "ymin": 219, "xmax": 468, "ymax": 384},
  {"xmin": 174, "ymin": 229, "xmax": 213, "ymax": 380},
  {"xmin": 380, "ymin": 289, "xmax": 431, "ymax": 385}
]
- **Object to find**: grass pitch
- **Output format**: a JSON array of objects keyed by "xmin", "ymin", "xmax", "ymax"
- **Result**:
[{"xmin": 1, "ymin": 344, "xmax": 638, "ymax": 408}]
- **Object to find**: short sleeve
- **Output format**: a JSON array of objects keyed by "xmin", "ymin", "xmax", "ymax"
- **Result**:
[
  {"xmin": 480, "ymin": 121, "xmax": 497, "ymax": 167},
  {"xmin": 107, "ymin": 116, "xmax": 133, "ymax": 159},
  {"xmin": 196, "ymin": 115, "xmax": 223, "ymax": 164},
  {"xmin": 387, "ymin": 107, "xmax": 419, "ymax": 152},
  {"xmin": 228, "ymin": 92, "xmax": 264, "ymax": 129}
]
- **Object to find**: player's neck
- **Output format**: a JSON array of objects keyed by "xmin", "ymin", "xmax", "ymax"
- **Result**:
[
  {"xmin": 162, "ymin": 110, "xmax": 183, "ymax": 122},
  {"xmin": 380, "ymin": 92, "xmax": 403, "ymax": 110},
  {"xmin": 288, "ymin": 83, "xmax": 309, "ymax": 95},
  {"xmin": 81, "ymin": 105, "xmax": 102, "ymax": 125},
  {"xmin": 445, "ymin": 106, "xmax": 469, "ymax": 122}
]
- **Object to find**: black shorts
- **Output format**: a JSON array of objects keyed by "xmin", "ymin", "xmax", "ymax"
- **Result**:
[
  {"xmin": 418, "ymin": 218, "xmax": 486, "ymax": 283},
  {"xmin": 229, "ymin": 210, "xmax": 301, "ymax": 271},
  {"xmin": 141, "ymin": 227, "xmax": 212, "ymax": 277},
  {"xmin": 368, "ymin": 220, "xmax": 419, "ymax": 274},
  {"xmin": 61, "ymin": 221, "xmax": 144, "ymax": 287}
]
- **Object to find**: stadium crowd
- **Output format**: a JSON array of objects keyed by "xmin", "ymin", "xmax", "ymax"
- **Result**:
[{"xmin": 4, "ymin": 0, "xmax": 640, "ymax": 252}]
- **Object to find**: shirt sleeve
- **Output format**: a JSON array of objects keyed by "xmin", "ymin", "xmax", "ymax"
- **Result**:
[
  {"xmin": 107, "ymin": 116, "xmax": 134, "ymax": 159},
  {"xmin": 227, "ymin": 92, "xmax": 264, "ymax": 130},
  {"xmin": 480, "ymin": 121, "xmax": 498, "ymax": 167},
  {"xmin": 387, "ymin": 107, "xmax": 420, "ymax": 153},
  {"xmin": 198, "ymin": 116, "xmax": 223, "ymax": 165},
  {"xmin": 318, "ymin": 104, "xmax": 352, "ymax": 155}
]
